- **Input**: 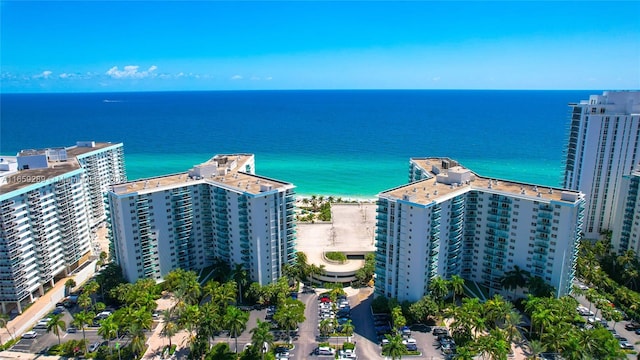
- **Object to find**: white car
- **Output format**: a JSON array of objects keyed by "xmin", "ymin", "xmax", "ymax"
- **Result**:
[
  {"xmin": 22, "ymin": 331, "xmax": 38, "ymax": 339},
  {"xmin": 96, "ymin": 311, "xmax": 112, "ymax": 319},
  {"xmin": 88, "ymin": 341, "xmax": 102, "ymax": 352},
  {"xmin": 587, "ymin": 316, "xmax": 602, "ymax": 324}
]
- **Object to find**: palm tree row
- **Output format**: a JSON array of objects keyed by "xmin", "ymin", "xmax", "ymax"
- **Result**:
[
  {"xmin": 577, "ymin": 238, "xmax": 640, "ymax": 320},
  {"xmin": 159, "ymin": 267, "xmax": 306, "ymax": 360},
  {"xmin": 388, "ymin": 275, "xmax": 629, "ymax": 359}
]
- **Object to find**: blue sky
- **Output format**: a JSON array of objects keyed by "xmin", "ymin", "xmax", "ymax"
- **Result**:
[{"xmin": 1, "ymin": 1, "xmax": 639, "ymax": 93}]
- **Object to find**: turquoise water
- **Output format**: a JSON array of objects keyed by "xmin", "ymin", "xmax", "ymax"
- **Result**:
[{"xmin": 1, "ymin": 90, "xmax": 595, "ymax": 197}]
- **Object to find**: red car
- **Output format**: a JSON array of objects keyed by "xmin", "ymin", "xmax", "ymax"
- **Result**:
[{"xmin": 319, "ymin": 296, "xmax": 331, "ymax": 303}]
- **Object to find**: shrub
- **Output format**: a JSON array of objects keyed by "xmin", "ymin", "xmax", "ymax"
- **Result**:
[
  {"xmin": 342, "ymin": 342, "xmax": 355, "ymax": 350},
  {"xmin": 325, "ymin": 252, "xmax": 347, "ymax": 263},
  {"xmin": 371, "ymin": 296, "xmax": 391, "ymax": 314}
]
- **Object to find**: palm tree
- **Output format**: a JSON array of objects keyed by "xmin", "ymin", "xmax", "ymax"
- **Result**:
[
  {"xmin": 204, "ymin": 280, "xmax": 237, "ymax": 309},
  {"xmin": 84, "ymin": 280, "xmax": 100, "ymax": 306},
  {"xmin": 250, "ymin": 320, "xmax": 274, "ymax": 360},
  {"xmin": 531, "ymin": 307, "xmax": 553, "ymax": 338},
  {"xmin": 500, "ymin": 265, "xmax": 529, "ymax": 299},
  {"xmin": 428, "ymin": 276, "xmax": 449, "ymax": 308},
  {"xmin": 72, "ymin": 310, "xmax": 95, "ymax": 354},
  {"xmin": 165, "ymin": 268, "xmax": 201, "ymax": 305},
  {"xmin": 391, "ymin": 306, "xmax": 406, "ymax": 331},
  {"xmin": 77, "ymin": 293, "xmax": 92, "ymax": 310},
  {"xmin": 527, "ymin": 340, "xmax": 546, "ymax": 359},
  {"xmin": 0, "ymin": 313, "xmax": 14, "ymax": 342},
  {"xmin": 486, "ymin": 328, "xmax": 510, "ymax": 360},
  {"xmin": 453, "ymin": 346, "xmax": 477, "ymax": 359},
  {"xmin": 307, "ymin": 263, "xmax": 326, "ymax": 285},
  {"xmin": 98, "ymin": 317, "xmax": 119, "ymax": 355},
  {"xmin": 382, "ymin": 333, "xmax": 405, "ymax": 360},
  {"xmin": 224, "ymin": 306, "xmax": 249, "ymax": 353},
  {"xmin": 64, "ymin": 278, "xmax": 76, "ymax": 296},
  {"xmin": 449, "ymin": 275, "xmax": 465, "ymax": 305},
  {"xmin": 273, "ymin": 299, "xmax": 306, "ymax": 343},
  {"xmin": 501, "ymin": 310, "xmax": 523, "ymax": 345},
  {"xmin": 46, "ymin": 313, "xmax": 66, "ymax": 345},
  {"xmin": 128, "ymin": 322, "xmax": 147, "ymax": 357},
  {"xmin": 485, "ymin": 294, "xmax": 513, "ymax": 328},
  {"xmin": 161, "ymin": 318, "xmax": 179, "ymax": 350},
  {"xmin": 342, "ymin": 319, "xmax": 355, "ymax": 342},
  {"xmin": 231, "ymin": 263, "xmax": 249, "ymax": 304},
  {"xmin": 198, "ymin": 301, "xmax": 222, "ymax": 347},
  {"xmin": 527, "ymin": 276, "xmax": 554, "ymax": 298},
  {"xmin": 178, "ymin": 304, "xmax": 200, "ymax": 351},
  {"xmin": 319, "ymin": 318, "xmax": 332, "ymax": 338},
  {"xmin": 131, "ymin": 307, "xmax": 153, "ymax": 332}
]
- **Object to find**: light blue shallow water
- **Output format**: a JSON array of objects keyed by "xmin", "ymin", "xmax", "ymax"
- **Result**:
[{"xmin": 1, "ymin": 90, "xmax": 595, "ymax": 197}]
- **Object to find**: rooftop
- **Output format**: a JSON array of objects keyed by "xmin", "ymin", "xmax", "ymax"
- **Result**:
[
  {"xmin": 382, "ymin": 157, "xmax": 581, "ymax": 205},
  {"xmin": 111, "ymin": 154, "xmax": 292, "ymax": 196},
  {"xmin": 66, "ymin": 142, "xmax": 121, "ymax": 158},
  {"xmin": 0, "ymin": 142, "xmax": 121, "ymax": 196},
  {"xmin": 0, "ymin": 161, "xmax": 81, "ymax": 195}
]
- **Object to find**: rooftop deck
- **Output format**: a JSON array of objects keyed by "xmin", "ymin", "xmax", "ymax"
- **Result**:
[
  {"xmin": 1, "ymin": 142, "xmax": 121, "ymax": 196},
  {"xmin": 0, "ymin": 161, "xmax": 81, "ymax": 195},
  {"xmin": 383, "ymin": 157, "xmax": 580, "ymax": 204},
  {"xmin": 66, "ymin": 142, "xmax": 120, "ymax": 157},
  {"xmin": 111, "ymin": 154, "xmax": 291, "ymax": 196}
]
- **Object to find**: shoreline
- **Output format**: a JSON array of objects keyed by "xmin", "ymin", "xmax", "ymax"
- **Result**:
[{"xmin": 295, "ymin": 194, "xmax": 377, "ymax": 204}]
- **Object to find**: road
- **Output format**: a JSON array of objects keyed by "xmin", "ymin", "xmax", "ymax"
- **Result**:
[{"xmin": 572, "ymin": 281, "xmax": 639, "ymax": 359}]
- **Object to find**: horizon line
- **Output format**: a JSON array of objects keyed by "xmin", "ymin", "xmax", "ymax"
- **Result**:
[{"xmin": 1, "ymin": 88, "xmax": 624, "ymax": 95}]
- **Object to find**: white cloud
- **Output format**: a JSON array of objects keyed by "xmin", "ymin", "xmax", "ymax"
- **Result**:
[
  {"xmin": 231, "ymin": 75, "xmax": 243, "ymax": 80},
  {"xmin": 250, "ymin": 76, "xmax": 261, "ymax": 81},
  {"xmin": 1, "ymin": 72, "xmax": 16, "ymax": 80},
  {"xmin": 265, "ymin": 76, "xmax": 273, "ymax": 81},
  {"xmin": 432, "ymin": 76, "xmax": 441, "ymax": 82},
  {"xmin": 33, "ymin": 70, "xmax": 53, "ymax": 79},
  {"xmin": 106, "ymin": 65, "xmax": 158, "ymax": 79}
]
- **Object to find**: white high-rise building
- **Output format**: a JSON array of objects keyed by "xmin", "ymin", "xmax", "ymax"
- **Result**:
[
  {"xmin": 563, "ymin": 91, "xmax": 640, "ymax": 239},
  {"xmin": 71, "ymin": 141, "xmax": 127, "ymax": 228},
  {"xmin": 375, "ymin": 158, "xmax": 585, "ymax": 302},
  {"xmin": 107, "ymin": 154, "xmax": 297, "ymax": 285},
  {"xmin": 611, "ymin": 168, "xmax": 640, "ymax": 256},
  {"xmin": 0, "ymin": 141, "xmax": 125, "ymax": 312}
]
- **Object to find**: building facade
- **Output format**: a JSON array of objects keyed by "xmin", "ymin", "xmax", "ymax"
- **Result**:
[
  {"xmin": 375, "ymin": 158, "xmax": 585, "ymax": 302},
  {"xmin": 611, "ymin": 168, "xmax": 640, "ymax": 256},
  {"xmin": 107, "ymin": 154, "xmax": 297, "ymax": 285},
  {"xmin": 563, "ymin": 91, "xmax": 640, "ymax": 239},
  {"xmin": 72, "ymin": 141, "xmax": 126, "ymax": 228},
  {"xmin": 0, "ymin": 141, "xmax": 125, "ymax": 312}
]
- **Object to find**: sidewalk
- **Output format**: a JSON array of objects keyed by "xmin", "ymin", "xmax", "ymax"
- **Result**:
[
  {"xmin": 141, "ymin": 293, "xmax": 190, "ymax": 360},
  {"xmin": 0, "ymin": 279, "xmax": 67, "ymax": 344}
]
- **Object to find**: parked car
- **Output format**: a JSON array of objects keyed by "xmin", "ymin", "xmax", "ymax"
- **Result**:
[
  {"xmin": 403, "ymin": 338, "xmax": 418, "ymax": 351},
  {"xmin": 433, "ymin": 327, "xmax": 449, "ymax": 336},
  {"xmin": 52, "ymin": 306, "xmax": 65, "ymax": 315},
  {"xmin": 274, "ymin": 346, "xmax": 290, "ymax": 357},
  {"xmin": 88, "ymin": 341, "xmax": 102, "ymax": 352},
  {"xmin": 625, "ymin": 321, "xmax": 640, "ymax": 330},
  {"xmin": 96, "ymin": 311, "xmax": 112, "ymax": 319},
  {"xmin": 67, "ymin": 326, "xmax": 77, "ymax": 333},
  {"xmin": 409, "ymin": 324, "xmax": 432, "ymax": 333},
  {"xmin": 620, "ymin": 342, "xmax": 634, "ymax": 350},
  {"xmin": 315, "ymin": 346, "xmax": 335, "ymax": 356},
  {"xmin": 22, "ymin": 331, "xmax": 38, "ymax": 339}
]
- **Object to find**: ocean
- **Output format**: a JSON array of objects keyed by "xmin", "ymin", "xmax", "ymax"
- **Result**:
[{"xmin": 0, "ymin": 90, "xmax": 595, "ymax": 198}]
